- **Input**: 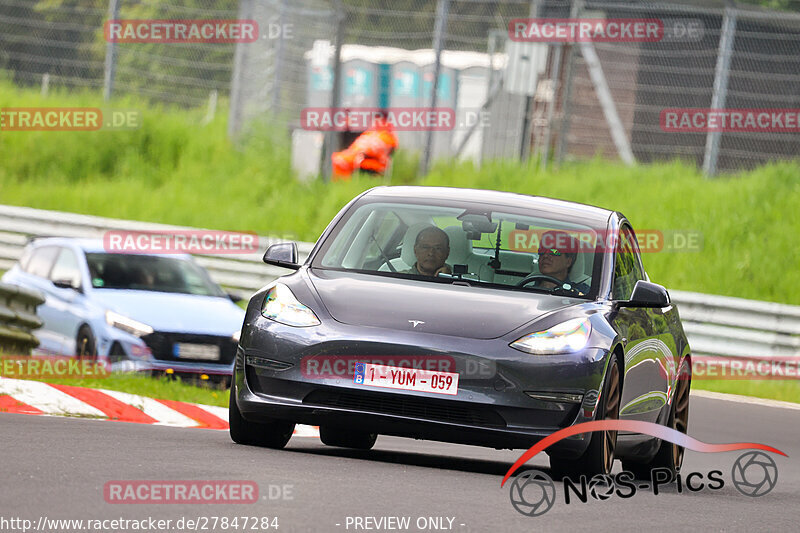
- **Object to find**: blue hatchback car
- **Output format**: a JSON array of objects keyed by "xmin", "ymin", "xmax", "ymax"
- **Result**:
[{"xmin": 2, "ymin": 238, "xmax": 245, "ymax": 380}]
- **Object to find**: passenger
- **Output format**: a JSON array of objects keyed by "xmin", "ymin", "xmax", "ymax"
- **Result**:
[
  {"xmin": 535, "ymin": 230, "xmax": 590, "ymax": 294},
  {"xmin": 403, "ymin": 226, "xmax": 452, "ymax": 277}
]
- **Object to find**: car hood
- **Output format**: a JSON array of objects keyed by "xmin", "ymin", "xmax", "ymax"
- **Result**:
[
  {"xmin": 308, "ymin": 270, "xmax": 577, "ymax": 339},
  {"xmin": 90, "ymin": 289, "xmax": 245, "ymax": 335}
]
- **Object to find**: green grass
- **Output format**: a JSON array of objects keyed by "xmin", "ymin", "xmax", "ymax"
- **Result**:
[
  {"xmin": 2, "ymin": 80, "xmax": 798, "ymax": 304},
  {"xmin": 26, "ymin": 373, "xmax": 229, "ymax": 407},
  {"xmin": 693, "ymin": 379, "xmax": 800, "ymax": 404},
  {"xmin": 2, "ymin": 79, "xmax": 799, "ymax": 404}
]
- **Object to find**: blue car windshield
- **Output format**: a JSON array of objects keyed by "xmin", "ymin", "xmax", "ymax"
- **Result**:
[
  {"xmin": 313, "ymin": 199, "xmax": 603, "ymax": 298},
  {"xmin": 86, "ymin": 253, "xmax": 226, "ymax": 297}
]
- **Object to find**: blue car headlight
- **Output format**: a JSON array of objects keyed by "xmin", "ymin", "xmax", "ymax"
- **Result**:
[
  {"xmin": 510, "ymin": 317, "xmax": 592, "ymax": 355},
  {"xmin": 105, "ymin": 310, "xmax": 154, "ymax": 337},
  {"xmin": 261, "ymin": 284, "xmax": 321, "ymax": 327}
]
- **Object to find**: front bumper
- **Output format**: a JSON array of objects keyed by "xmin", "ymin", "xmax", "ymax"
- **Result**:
[
  {"xmin": 102, "ymin": 328, "xmax": 236, "ymax": 377},
  {"xmin": 235, "ymin": 315, "xmax": 611, "ymax": 454}
]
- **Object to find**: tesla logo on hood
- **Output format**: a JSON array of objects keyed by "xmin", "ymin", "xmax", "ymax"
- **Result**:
[{"xmin": 408, "ymin": 320, "xmax": 425, "ymax": 328}]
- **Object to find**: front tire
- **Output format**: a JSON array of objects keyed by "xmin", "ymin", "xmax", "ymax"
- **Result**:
[
  {"xmin": 551, "ymin": 357, "xmax": 621, "ymax": 479},
  {"xmin": 76, "ymin": 325, "xmax": 97, "ymax": 360},
  {"xmin": 319, "ymin": 425, "xmax": 377, "ymax": 450},
  {"xmin": 229, "ymin": 381, "xmax": 295, "ymax": 449}
]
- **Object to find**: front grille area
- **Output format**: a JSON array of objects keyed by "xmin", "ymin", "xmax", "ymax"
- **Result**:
[
  {"xmin": 304, "ymin": 389, "xmax": 506, "ymax": 428},
  {"xmin": 141, "ymin": 331, "xmax": 237, "ymax": 364}
]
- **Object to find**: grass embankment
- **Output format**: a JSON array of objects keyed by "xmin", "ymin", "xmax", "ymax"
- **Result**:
[
  {"xmin": 2, "ymin": 81, "xmax": 797, "ymax": 304},
  {"xmin": 1, "ymin": 80, "xmax": 799, "ymax": 403}
]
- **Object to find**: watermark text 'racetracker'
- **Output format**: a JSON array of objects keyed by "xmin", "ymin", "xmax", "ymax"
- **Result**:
[{"xmin": 103, "ymin": 230, "xmax": 259, "ymax": 255}]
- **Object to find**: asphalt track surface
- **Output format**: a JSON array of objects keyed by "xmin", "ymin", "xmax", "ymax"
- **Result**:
[{"xmin": 1, "ymin": 393, "xmax": 799, "ymax": 533}]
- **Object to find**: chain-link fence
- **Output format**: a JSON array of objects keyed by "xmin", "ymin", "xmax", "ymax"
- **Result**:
[
  {"xmin": 0, "ymin": 0, "xmax": 238, "ymax": 107},
  {"xmin": 1, "ymin": 0, "xmax": 799, "ymax": 176},
  {"xmin": 551, "ymin": 0, "xmax": 800, "ymax": 174}
]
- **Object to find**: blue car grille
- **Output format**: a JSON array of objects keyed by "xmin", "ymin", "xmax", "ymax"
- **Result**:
[{"xmin": 141, "ymin": 332, "xmax": 237, "ymax": 364}]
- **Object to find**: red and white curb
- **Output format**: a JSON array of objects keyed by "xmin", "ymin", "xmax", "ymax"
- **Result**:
[{"xmin": 0, "ymin": 377, "xmax": 320, "ymax": 437}]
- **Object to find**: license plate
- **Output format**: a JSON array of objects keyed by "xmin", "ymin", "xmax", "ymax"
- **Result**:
[
  {"xmin": 353, "ymin": 362, "xmax": 459, "ymax": 396},
  {"xmin": 173, "ymin": 343, "xmax": 220, "ymax": 361}
]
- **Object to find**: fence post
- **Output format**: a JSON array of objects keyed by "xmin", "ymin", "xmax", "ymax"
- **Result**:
[
  {"xmin": 271, "ymin": 0, "xmax": 289, "ymax": 114},
  {"xmin": 320, "ymin": 1, "xmax": 345, "ymax": 181},
  {"xmin": 520, "ymin": 0, "xmax": 544, "ymax": 162},
  {"xmin": 419, "ymin": 0, "xmax": 450, "ymax": 177},
  {"xmin": 41, "ymin": 73, "xmax": 50, "ymax": 97},
  {"xmin": 703, "ymin": 3, "xmax": 737, "ymax": 177},
  {"xmin": 554, "ymin": 0, "xmax": 582, "ymax": 168},
  {"xmin": 228, "ymin": 0, "xmax": 253, "ymax": 138},
  {"xmin": 540, "ymin": 44, "xmax": 562, "ymax": 170},
  {"xmin": 102, "ymin": 0, "xmax": 120, "ymax": 101},
  {"xmin": 202, "ymin": 90, "xmax": 218, "ymax": 125}
]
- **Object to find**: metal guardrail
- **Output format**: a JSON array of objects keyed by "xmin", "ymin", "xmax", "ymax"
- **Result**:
[
  {"xmin": 0, "ymin": 282, "xmax": 45, "ymax": 354},
  {"xmin": 0, "ymin": 204, "xmax": 314, "ymax": 298},
  {"xmin": 670, "ymin": 289, "xmax": 800, "ymax": 362},
  {"xmin": 1, "ymin": 204, "xmax": 798, "ymax": 362}
]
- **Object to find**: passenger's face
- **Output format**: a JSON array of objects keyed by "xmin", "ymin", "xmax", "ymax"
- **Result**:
[
  {"xmin": 414, "ymin": 231, "xmax": 449, "ymax": 274},
  {"xmin": 538, "ymin": 247, "xmax": 573, "ymax": 279}
]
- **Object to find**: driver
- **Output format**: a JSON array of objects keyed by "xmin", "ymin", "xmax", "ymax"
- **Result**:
[
  {"xmin": 534, "ymin": 230, "xmax": 590, "ymax": 294},
  {"xmin": 403, "ymin": 226, "xmax": 453, "ymax": 277}
]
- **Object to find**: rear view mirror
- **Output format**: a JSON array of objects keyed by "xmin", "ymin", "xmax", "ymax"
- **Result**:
[
  {"xmin": 459, "ymin": 214, "xmax": 497, "ymax": 239},
  {"xmin": 263, "ymin": 242, "xmax": 300, "ymax": 270},
  {"xmin": 619, "ymin": 280, "xmax": 670, "ymax": 308}
]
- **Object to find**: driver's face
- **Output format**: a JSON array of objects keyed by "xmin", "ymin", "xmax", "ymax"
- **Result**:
[
  {"xmin": 538, "ymin": 248, "xmax": 572, "ymax": 279},
  {"xmin": 414, "ymin": 231, "xmax": 449, "ymax": 274}
]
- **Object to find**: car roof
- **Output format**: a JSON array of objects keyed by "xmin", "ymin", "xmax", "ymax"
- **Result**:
[
  {"xmin": 27, "ymin": 237, "xmax": 193, "ymax": 259},
  {"xmin": 362, "ymin": 186, "xmax": 615, "ymax": 225}
]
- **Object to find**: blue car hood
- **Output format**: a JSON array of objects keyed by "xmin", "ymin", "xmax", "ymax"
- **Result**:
[{"xmin": 90, "ymin": 289, "xmax": 245, "ymax": 335}]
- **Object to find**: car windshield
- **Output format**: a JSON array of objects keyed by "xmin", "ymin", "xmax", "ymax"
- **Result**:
[
  {"xmin": 312, "ymin": 199, "xmax": 602, "ymax": 298},
  {"xmin": 85, "ymin": 253, "xmax": 226, "ymax": 297}
]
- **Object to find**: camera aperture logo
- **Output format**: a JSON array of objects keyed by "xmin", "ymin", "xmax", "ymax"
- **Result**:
[
  {"xmin": 732, "ymin": 451, "xmax": 778, "ymax": 497},
  {"xmin": 509, "ymin": 471, "xmax": 556, "ymax": 516},
  {"xmin": 502, "ymin": 421, "xmax": 785, "ymax": 516}
]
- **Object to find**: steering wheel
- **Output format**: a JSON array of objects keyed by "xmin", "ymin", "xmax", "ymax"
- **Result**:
[{"xmin": 516, "ymin": 274, "xmax": 571, "ymax": 289}]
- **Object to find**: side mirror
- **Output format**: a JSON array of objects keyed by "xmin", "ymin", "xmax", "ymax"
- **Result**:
[
  {"xmin": 52, "ymin": 278, "xmax": 81, "ymax": 292},
  {"xmin": 262, "ymin": 242, "xmax": 301, "ymax": 270},
  {"xmin": 619, "ymin": 280, "xmax": 670, "ymax": 308}
]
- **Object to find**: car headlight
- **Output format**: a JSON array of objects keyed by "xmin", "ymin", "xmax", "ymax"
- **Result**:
[
  {"xmin": 510, "ymin": 317, "xmax": 592, "ymax": 355},
  {"xmin": 261, "ymin": 284, "xmax": 321, "ymax": 327},
  {"xmin": 105, "ymin": 310, "xmax": 154, "ymax": 337},
  {"xmin": 232, "ymin": 329, "xmax": 241, "ymax": 343}
]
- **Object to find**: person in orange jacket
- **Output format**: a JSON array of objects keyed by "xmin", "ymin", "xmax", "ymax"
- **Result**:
[{"xmin": 331, "ymin": 111, "xmax": 398, "ymax": 181}]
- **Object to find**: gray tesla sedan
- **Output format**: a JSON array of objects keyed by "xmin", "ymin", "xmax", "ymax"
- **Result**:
[{"xmin": 231, "ymin": 186, "xmax": 692, "ymax": 478}]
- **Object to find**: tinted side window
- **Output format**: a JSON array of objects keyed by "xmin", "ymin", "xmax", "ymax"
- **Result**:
[
  {"xmin": 612, "ymin": 227, "xmax": 644, "ymax": 300},
  {"xmin": 25, "ymin": 246, "xmax": 59, "ymax": 278},
  {"xmin": 623, "ymin": 227, "xmax": 645, "ymax": 282},
  {"xmin": 50, "ymin": 248, "xmax": 82, "ymax": 287}
]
